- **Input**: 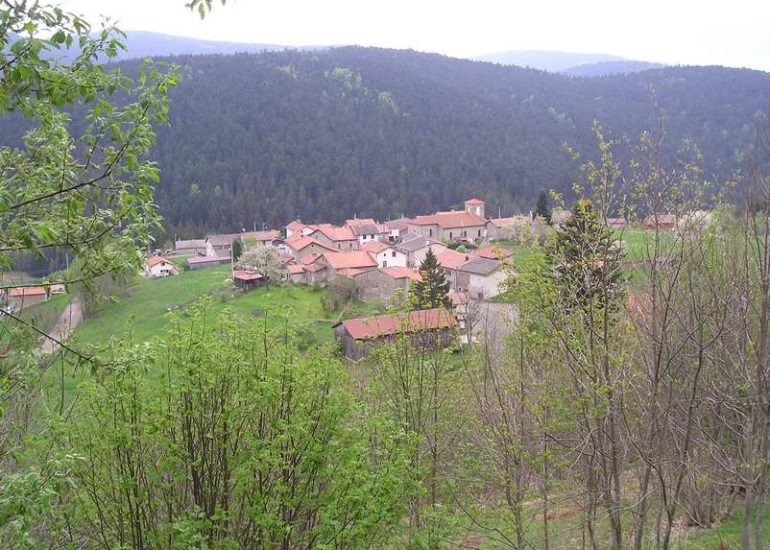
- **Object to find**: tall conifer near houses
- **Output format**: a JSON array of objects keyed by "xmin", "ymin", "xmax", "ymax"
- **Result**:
[
  {"xmin": 547, "ymin": 198, "xmax": 624, "ymax": 313},
  {"xmin": 536, "ymin": 189, "xmax": 552, "ymax": 225},
  {"xmin": 409, "ymin": 248, "xmax": 452, "ymax": 310}
]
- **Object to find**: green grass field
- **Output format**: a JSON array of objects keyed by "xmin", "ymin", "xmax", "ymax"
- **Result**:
[{"xmin": 71, "ymin": 265, "xmax": 360, "ymax": 350}]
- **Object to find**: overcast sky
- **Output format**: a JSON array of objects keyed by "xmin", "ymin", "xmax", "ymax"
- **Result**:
[{"xmin": 59, "ymin": 0, "xmax": 770, "ymax": 71}]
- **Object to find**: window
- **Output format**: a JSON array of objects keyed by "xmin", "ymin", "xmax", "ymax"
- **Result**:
[
  {"xmin": 478, "ymin": 229, "xmax": 481, "ymax": 237},
  {"xmin": 383, "ymin": 260, "xmax": 387, "ymax": 267},
  {"xmin": 463, "ymin": 230, "xmax": 467, "ymax": 237},
  {"xmin": 429, "ymin": 229, "xmax": 433, "ymax": 236},
  {"xmin": 392, "ymin": 251, "xmax": 396, "ymax": 257},
  {"xmin": 449, "ymin": 231, "xmax": 453, "ymax": 238}
]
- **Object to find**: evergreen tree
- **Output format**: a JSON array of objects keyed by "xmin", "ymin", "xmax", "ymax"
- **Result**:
[
  {"xmin": 546, "ymin": 198, "xmax": 624, "ymax": 313},
  {"xmin": 536, "ymin": 189, "xmax": 552, "ymax": 225},
  {"xmin": 409, "ymin": 248, "xmax": 452, "ymax": 310},
  {"xmin": 231, "ymin": 238, "xmax": 243, "ymax": 261}
]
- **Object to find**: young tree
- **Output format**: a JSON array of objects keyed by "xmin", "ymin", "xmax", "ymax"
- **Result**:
[
  {"xmin": 55, "ymin": 304, "xmax": 416, "ymax": 548},
  {"xmin": 409, "ymin": 249, "xmax": 452, "ymax": 310},
  {"xmin": 536, "ymin": 189, "xmax": 552, "ymax": 225},
  {"xmin": 236, "ymin": 244, "xmax": 282, "ymax": 283}
]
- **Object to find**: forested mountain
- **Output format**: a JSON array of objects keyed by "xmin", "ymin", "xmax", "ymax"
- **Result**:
[
  {"xmin": 133, "ymin": 47, "xmax": 769, "ymax": 238},
  {"xmin": 562, "ymin": 60, "xmax": 665, "ymax": 77}
]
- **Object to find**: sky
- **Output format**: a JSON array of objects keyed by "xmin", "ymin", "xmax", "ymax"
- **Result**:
[{"xmin": 59, "ymin": 0, "xmax": 770, "ymax": 71}]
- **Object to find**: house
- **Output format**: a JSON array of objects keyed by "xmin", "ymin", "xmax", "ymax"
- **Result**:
[
  {"xmin": 642, "ymin": 214, "xmax": 676, "ymax": 231},
  {"xmin": 395, "ymin": 234, "xmax": 448, "ymax": 267},
  {"xmin": 345, "ymin": 218, "xmax": 383, "ymax": 246},
  {"xmin": 286, "ymin": 220, "xmax": 308, "ymax": 238},
  {"xmin": 8, "ymin": 286, "xmax": 48, "ymax": 311},
  {"xmin": 385, "ymin": 217, "xmax": 412, "ymax": 242},
  {"xmin": 174, "ymin": 239, "xmax": 207, "ymax": 256},
  {"xmin": 333, "ymin": 308, "xmax": 458, "ymax": 361},
  {"xmin": 233, "ymin": 270, "xmax": 265, "ymax": 291},
  {"xmin": 362, "ymin": 241, "xmax": 407, "ymax": 268},
  {"xmin": 144, "ymin": 256, "xmax": 178, "ymax": 278},
  {"xmin": 455, "ymin": 257, "xmax": 508, "ymax": 300},
  {"xmin": 187, "ymin": 255, "xmax": 229, "ymax": 270},
  {"xmin": 323, "ymin": 250, "xmax": 378, "ymax": 278},
  {"xmin": 49, "ymin": 283, "xmax": 66, "ymax": 295},
  {"xmin": 204, "ymin": 231, "xmax": 280, "ymax": 257},
  {"xmin": 242, "ymin": 230, "xmax": 282, "ymax": 247},
  {"xmin": 407, "ymin": 199, "xmax": 488, "ymax": 241},
  {"xmin": 435, "ymin": 249, "xmax": 473, "ymax": 289},
  {"xmin": 487, "ymin": 215, "xmax": 543, "ymax": 241},
  {"xmin": 307, "ymin": 224, "xmax": 360, "ymax": 251},
  {"xmin": 353, "ymin": 267, "xmax": 421, "ymax": 305},
  {"xmin": 283, "ymin": 257, "xmax": 329, "ymax": 285},
  {"xmin": 605, "ymin": 217, "xmax": 628, "ymax": 230},
  {"xmin": 285, "ymin": 235, "xmax": 336, "ymax": 260}
]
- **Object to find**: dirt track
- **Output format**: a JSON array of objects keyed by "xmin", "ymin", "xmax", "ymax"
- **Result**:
[{"xmin": 41, "ymin": 297, "xmax": 83, "ymax": 354}]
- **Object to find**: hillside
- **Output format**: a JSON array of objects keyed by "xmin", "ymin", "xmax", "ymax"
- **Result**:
[{"xmin": 135, "ymin": 47, "xmax": 769, "ymax": 237}]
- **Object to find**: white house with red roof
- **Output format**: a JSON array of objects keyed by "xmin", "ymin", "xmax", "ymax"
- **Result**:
[
  {"xmin": 362, "ymin": 241, "xmax": 407, "ymax": 268},
  {"xmin": 144, "ymin": 256, "xmax": 178, "ymax": 278}
]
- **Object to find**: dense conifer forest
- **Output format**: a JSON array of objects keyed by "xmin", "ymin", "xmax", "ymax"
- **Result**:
[{"xmin": 137, "ymin": 47, "xmax": 770, "ymax": 237}]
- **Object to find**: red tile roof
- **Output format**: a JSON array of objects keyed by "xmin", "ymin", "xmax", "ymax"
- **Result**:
[
  {"xmin": 361, "ymin": 241, "xmax": 391, "ymax": 254},
  {"xmin": 465, "ymin": 198, "xmax": 485, "ymax": 205},
  {"xmin": 285, "ymin": 235, "xmax": 335, "ymax": 252},
  {"xmin": 286, "ymin": 220, "xmax": 305, "ymax": 232},
  {"xmin": 436, "ymin": 249, "xmax": 471, "ymax": 269},
  {"xmin": 310, "ymin": 224, "xmax": 357, "ymax": 241},
  {"xmin": 411, "ymin": 211, "xmax": 487, "ymax": 229},
  {"xmin": 324, "ymin": 251, "xmax": 378, "ymax": 270},
  {"xmin": 345, "ymin": 218, "xmax": 377, "ymax": 226},
  {"xmin": 233, "ymin": 270, "xmax": 264, "ymax": 282},
  {"xmin": 449, "ymin": 291, "xmax": 469, "ymax": 305},
  {"xmin": 9, "ymin": 286, "xmax": 47, "ymax": 297},
  {"xmin": 146, "ymin": 256, "xmax": 173, "ymax": 268},
  {"xmin": 475, "ymin": 245, "xmax": 513, "ymax": 260},
  {"xmin": 338, "ymin": 308, "xmax": 457, "ymax": 340},
  {"xmin": 381, "ymin": 267, "xmax": 422, "ymax": 282},
  {"xmin": 287, "ymin": 264, "xmax": 304, "ymax": 274}
]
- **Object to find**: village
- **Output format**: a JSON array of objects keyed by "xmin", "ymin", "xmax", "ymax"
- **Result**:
[
  {"xmin": 1, "ymin": 197, "xmax": 699, "ymax": 361},
  {"xmin": 142, "ymin": 198, "xmax": 690, "ymax": 360}
]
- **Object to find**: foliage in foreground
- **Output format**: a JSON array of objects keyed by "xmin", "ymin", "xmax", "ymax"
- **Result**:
[{"xmin": 9, "ymin": 304, "xmax": 416, "ymax": 548}]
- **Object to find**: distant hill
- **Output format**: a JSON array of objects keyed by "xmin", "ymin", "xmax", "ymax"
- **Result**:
[
  {"xmin": 116, "ymin": 31, "xmax": 290, "ymax": 60},
  {"xmin": 562, "ymin": 60, "xmax": 665, "ymax": 77},
  {"xmin": 474, "ymin": 50, "xmax": 624, "ymax": 72}
]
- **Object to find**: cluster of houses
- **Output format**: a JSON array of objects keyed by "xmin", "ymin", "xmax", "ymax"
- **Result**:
[
  {"xmin": 150, "ymin": 198, "xmax": 697, "ymax": 360},
  {"xmin": 161, "ymin": 199, "xmax": 520, "ymax": 305}
]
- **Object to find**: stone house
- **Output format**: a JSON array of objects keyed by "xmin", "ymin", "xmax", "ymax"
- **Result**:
[
  {"xmin": 395, "ymin": 235, "xmax": 448, "ymax": 267},
  {"xmin": 174, "ymin": 239, "xmax": 207, "ymax": 256},
  {"xmin": 407, "ymin": 199, "xmax": 488, "ymax": 241},
  {"xmin": 7, "ymin": 287, "xmax": 48, "ymax": 311},
  {"xmin": 455, "ymin": 257, "xmax": 508, "ymax": 300},
  {"xmin": 307, "ymin": 224, "xmax": 360, "ymax": 251},
  {"xmin": 333, "ymin": 308, "xmax": 457, "ymax": 361},
  {"xmin": 285, "ymin": 235, "xmax": 336, "ymax": 260},
  {"xmin": 186, "ymin": 255, "xmax": 229, "ymax": 270},
  {"xmin": 323, "ymin": 250, "xmax": 378, "ymax": 278},
  {"xmin": 353, "ymin": 267, "xmax": 421, "ymax": 305}
]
